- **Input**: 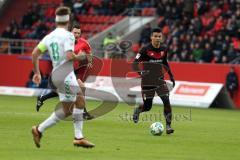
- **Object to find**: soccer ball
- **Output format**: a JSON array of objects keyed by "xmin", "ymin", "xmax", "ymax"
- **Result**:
[{"xmin": 150, "ymin": 122, "xmax": 164, "ymax": 136}]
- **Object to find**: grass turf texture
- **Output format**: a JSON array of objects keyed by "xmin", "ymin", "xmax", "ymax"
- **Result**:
[{"xmin": 0, "ymin": 95, "xmax": 240, "ymax": 160}]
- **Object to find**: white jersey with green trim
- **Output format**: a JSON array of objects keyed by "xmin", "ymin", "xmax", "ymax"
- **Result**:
[{"xmin": 38, "ymin": 27, "xmax": 75, "ymax": 71}]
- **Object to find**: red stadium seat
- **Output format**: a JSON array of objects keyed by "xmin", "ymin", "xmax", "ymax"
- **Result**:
[
  {"xmin": 44, "ymin": 7, "xmax": 55, "ymax": 18},
  {"xmin": 88, "ymin": 24, "xmax": 98, "ymax": 32},
  {"xmin": 108, "ymin": 16, "xmax": 124, "ymax": 24},
  {"xmin": 87, "ymin": 15, "xmax": 96, "ymax": 23},
  {"xmin": 38, "ymin": 0, "xmax": 62, "ymax": 5},
  {"xmin": 77, "ymin": 15, "xmax": 88, "ymax": 23},
  {"xmin": 89, "ymin": 0, "xmax": 102, "ymax": 6},
  {"xmin": 99, "ymin": 24, "xmax": 109, "ymax": 31},
  {"xmin": 96, "ymin": 16, "xmax": 106, "ymax": 23},
  {"xmin": 81, "ymin": 24, "xmax": 89, "ymax": 32},
  {"xmin": 141, "ymin": 8, "xmax": 156, "ymax": 16},
  {"xmin": 19, "ymin": 30, "xmax": 31, "ymax": 37},
  {"xmin": 90, "ymin": 16, "xmax": 99, "ymax": 24}
]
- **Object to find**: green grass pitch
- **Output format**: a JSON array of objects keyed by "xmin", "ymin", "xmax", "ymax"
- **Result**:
[{"xmin": 0, "ymin": 95, "xmax": 240, "ymax": 160}]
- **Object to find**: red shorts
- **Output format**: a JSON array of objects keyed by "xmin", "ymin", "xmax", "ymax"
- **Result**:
[{"xmin": 75, "ymin": 66, "xmax": 89, "ymax": 82}]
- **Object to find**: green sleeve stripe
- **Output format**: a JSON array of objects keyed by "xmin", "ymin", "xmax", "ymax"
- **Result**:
[{"xmin": 37, "ymin": 43, "xmax": 47, "ymax": 53}]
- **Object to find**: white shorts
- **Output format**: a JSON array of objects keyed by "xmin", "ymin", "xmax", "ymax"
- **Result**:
[{"xmin": 56, "ymin": 71, "xmax": 80, "ymax": 102}]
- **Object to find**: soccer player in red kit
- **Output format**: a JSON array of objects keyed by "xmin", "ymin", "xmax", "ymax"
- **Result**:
[
  {"xmin": 36, "ymin": 23, "xmax": 94, "ymax": 120},
  {"xmin": 73, "ymin": 24, "xmax": 92, "ymax": 82}
]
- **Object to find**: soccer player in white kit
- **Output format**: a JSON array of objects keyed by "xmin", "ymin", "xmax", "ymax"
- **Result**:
[{"xmin": 31, "ymin": 6, "xmax": 95, "ymax": 148}]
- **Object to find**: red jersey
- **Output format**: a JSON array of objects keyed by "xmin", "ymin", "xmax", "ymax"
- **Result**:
[
  {"xmin": 74, "ymin": 38, "xmax": 92, "ymax": 82},
  {"xmin": 74, "ymin": 38, "xmax": 91, "ymax": 54}
]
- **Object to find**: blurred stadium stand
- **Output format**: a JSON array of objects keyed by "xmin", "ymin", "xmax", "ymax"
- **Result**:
[
  {"xmin": 0, "ymin": 0, "xmax": 9, "ymax": 11},
  {"xmin": 1, "ymin": 0, "xmax": 240, "ymax": 63},
  {"xmin": 0, "ymin": 0, "xmax": 240, "ymax": 108}
]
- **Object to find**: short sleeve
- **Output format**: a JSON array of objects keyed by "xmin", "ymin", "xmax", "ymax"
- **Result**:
[
  {"xmin": 64, "ymin": 33, "xmax": 75, "ymax": 52},
  {"xmin": 84, "ymin": 41, "xmax": 91, "ymax": 54},
  {"xmin": 134, "ymin": 47, "xmax": 146, "ymax": 61},
  {"xmin": 37, "ymin": 36, "xmax": 48, "ymax": 53}
]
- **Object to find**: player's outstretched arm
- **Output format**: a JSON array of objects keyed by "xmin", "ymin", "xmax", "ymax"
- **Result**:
[
  {"xmin": 32, "ymin": 47, "xmax": 42, "ymax": 85},
  {"xmin": 66, "ymin": 51, "xmax": 87, "ymax": 61}
]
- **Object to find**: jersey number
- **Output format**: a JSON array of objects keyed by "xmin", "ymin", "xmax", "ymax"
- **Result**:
[{"xmin": 50, "ymin": 42, "xmax": 59, "ymax": 61}]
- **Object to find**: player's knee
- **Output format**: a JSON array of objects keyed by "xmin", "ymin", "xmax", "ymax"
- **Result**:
[
  {"xmin": 143, "ymin": 99, "xmax": 153, "ymax": 111},
  {"xmin": 61, "ymin": 102, "xmax": 74, "ymax": 117},
  {"xmin": 77, "ymin": 79, "xmax": 86, "ymax": 94},
  {"xmin": 77, "ymin": 79, "xmax": 84, "ymax": 86},
  {"xmin": 161, "ymin": 95, "xmax": 170, "ymax": 106}
]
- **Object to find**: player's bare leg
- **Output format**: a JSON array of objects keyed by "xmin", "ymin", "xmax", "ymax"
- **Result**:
[
  {"xmin": 32, "ymin": 87, "xmax": 94, "ymax": 148},
  {"xmin": 73, "ymin": 92, "xmax": 95, "ymax": 148},
  {"xmin": 31, "ymin": 101, "xmax": 72, "ymax": 148}
]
